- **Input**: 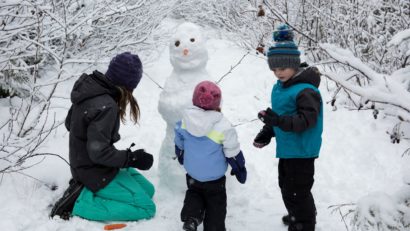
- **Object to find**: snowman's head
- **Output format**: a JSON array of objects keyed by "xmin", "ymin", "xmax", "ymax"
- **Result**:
[{"xmin": 169, "ymin": 22, "xmax": 208, "ymax": 71}]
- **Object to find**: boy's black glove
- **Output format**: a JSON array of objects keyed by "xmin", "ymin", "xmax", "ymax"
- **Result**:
[
  {"xmin": 258, "ymin": 107, "xmax": 280, "ymax": 127},
  {"xmin": 124, "ymin": 149, "xmax": 154, "ymax": 170},
  {"xmin": 253, "ymin": 124, "xmax": 275, "ymax": 148},
  {"xmin": 175, "ymin": 145, "xmax": 184, "ymax": 165}
]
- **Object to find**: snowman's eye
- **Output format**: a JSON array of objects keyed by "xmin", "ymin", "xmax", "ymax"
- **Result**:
[
  {"xmin": 175, "ymin": 41, "xmax": 180, "ymax": 47},
  {"xmin": 190, "ymin": 38, "xmax": 195, "ymax": 42}
]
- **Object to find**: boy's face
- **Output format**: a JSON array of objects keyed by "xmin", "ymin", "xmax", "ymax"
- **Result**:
[{"xmin": 272, "ymin": 68, "xmax": 297, "ymax": 82}]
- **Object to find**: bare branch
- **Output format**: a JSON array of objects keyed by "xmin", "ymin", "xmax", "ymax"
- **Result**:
[{"xmin": 216, "ymin": 51, "xmax": 250, "ymax": 84}]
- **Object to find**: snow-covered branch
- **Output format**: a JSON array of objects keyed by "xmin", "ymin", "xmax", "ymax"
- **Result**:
[
  {"xmin": 320, "ymin": 44, "xmax": 410, "ymax": 113},
  {"xmin": 388, "ymin": 29, "xmax": 410, "ymax": 47},
  {"xmin": 320, "ymin": 43, "xmax": 410, "ymax": 118}
]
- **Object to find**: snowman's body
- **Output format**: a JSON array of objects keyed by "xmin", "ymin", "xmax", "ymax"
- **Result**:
[{"xmin": 158, "ymin": 22, "xmax": 212, "ymax": 191}]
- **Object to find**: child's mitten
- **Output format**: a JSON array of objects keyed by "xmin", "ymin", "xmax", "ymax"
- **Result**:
[{"xmin": 227, "ymin": 151, "xmax": 247, "ymax": 184}]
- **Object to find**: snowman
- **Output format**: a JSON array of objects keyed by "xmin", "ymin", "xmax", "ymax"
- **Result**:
[{"xmin": 158, "ymin": 22, "xmax": 212, "ymax": 190}]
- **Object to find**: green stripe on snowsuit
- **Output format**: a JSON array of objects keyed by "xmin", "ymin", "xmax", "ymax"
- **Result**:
[
  {"xmin": 181, "ymin": 122, "xmax": 225, "ymax": 144},
  {"xmin": 72, "ymin": 168, "xmax": 156, "ymax": 221}
]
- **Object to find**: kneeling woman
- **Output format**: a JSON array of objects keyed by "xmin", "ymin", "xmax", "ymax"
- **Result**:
[{"xmin": 51, "ymin": 52, "xmax": 155, "ymax": 221}]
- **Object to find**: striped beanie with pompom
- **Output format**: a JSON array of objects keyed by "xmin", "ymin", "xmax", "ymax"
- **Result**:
[{"xmin": 267, "ymin": 24, "xmax": 301, "ymax": 70}]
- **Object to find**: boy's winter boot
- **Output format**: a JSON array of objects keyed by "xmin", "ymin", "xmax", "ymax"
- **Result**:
[
  {"xmin": 282, "ymin": 214, "xmax": 291, "ymax": 226},
  {"xmin": 49, "ymin": 179, "xmax": 84, "ymax": 220},
  {"xmin": 288, "ymin": 222, "xmax": 315, "ymax": 231},
  {"xmin": 182, "ymin": 218, "xmax": 199, "ymax": 231}
]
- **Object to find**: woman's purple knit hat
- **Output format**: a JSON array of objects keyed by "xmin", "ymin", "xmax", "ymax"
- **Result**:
[
  {"xmin": 105, "ymin": 52, "xmax": 143, "ymax": 91},
  {"xmin": 192, "ymin": 81, "xmax": 221, "ymax": 110}
]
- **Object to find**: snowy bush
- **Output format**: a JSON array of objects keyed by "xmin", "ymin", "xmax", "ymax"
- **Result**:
[
  {"xmin": 290, "ymin": 0, "xmax": 409, "ymax": 73},
  {"xmin": 0, "ymin": 0, "xmax": 174, "ymax": 97},
  {"xmin": 351, "ymin": 190, "xmax": 410, "ymax": 231},
  {"xmin": 317, "ymin": 28, "xmax": 410, "ymax": 231},
  {"xmin": 0, "ymin": 0, "xmax": 175, "ymax": 173},
  {"xmin": 171, "ymin": 0, "xmax": 275, "ymax": 50},
  {"xmin": 315, "ymin": 24, "xmax": 410, "ymax": 146}
]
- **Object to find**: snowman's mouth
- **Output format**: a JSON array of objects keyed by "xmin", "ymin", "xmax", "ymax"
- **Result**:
[{"xmin": 175, "ymin": 55, "xmax": 199, "ymax": 62}]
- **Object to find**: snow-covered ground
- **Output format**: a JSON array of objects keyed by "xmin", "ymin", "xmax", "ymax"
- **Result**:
[{"xmin": 0, "ymin": 21, "xmax": 408, "ymax": 231}]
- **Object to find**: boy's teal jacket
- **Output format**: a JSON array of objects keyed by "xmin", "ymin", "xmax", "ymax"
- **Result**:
[{"xmin": 270, "ymin": 67, "xmax": 323, "ymax": 158}]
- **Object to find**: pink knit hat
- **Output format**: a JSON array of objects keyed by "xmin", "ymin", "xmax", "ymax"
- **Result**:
[{"xmin": 192, "ymin": 81, "xmax": 221, "ymax": 110}]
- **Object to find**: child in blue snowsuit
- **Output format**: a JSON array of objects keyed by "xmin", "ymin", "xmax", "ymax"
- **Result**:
[
  {"xmin": 254, "ymin": 24, "xmax": 323, "ymax": 231},
  {"xmin": 174, "ymin": 81, "xmax": 247, "ymax": 231}
]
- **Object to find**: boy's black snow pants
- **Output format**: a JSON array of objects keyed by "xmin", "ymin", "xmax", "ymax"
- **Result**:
[
  {"xmin": 279, "ymin": 158, "xmax": 316, "ymax": 231},
  {"xmin": 181, "ymin": 174, "xmax": 227, "ymax": 231}
]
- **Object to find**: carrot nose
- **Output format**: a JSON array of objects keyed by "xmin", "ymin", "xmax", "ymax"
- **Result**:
[{"xmin": 183, "ymin": 49, "xmax": 189, "ymax": 56}]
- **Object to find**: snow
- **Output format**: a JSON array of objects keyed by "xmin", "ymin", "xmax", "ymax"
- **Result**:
[
  {"xmin": 0, "ymin": 21, "xmax": 409, "ymax": 231},
  {"xmin": 403, "ymin": 154, "xmax": 410, "ymax": 185}
]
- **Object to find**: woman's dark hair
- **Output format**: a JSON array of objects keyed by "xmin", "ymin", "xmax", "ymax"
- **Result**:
[{"xmin": 117, "ymin": 86, "xmax": 140, "ymax": 124}]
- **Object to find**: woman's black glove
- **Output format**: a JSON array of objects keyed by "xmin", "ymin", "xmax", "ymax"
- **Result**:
[{"xmin": 124, "ymin": 149, "xmax": 154, "ymax": 170}]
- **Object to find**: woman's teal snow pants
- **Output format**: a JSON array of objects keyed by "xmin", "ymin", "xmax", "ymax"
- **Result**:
[{"xmin": 72, "ymin": 168, "xmax": 156, "ymax": 221}]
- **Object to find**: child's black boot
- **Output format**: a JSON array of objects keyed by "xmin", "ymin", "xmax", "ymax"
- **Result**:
[
  {"xmin": 282, "ymin": 214, "xmax": 291, "ymax": 226},
  {"xmin": 183, "ymin": 218, "xmax": 199, "ymax": 231},
  {"xmin": 49, "ymin": 179, "xmax": 83, "ymax": 220}
]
